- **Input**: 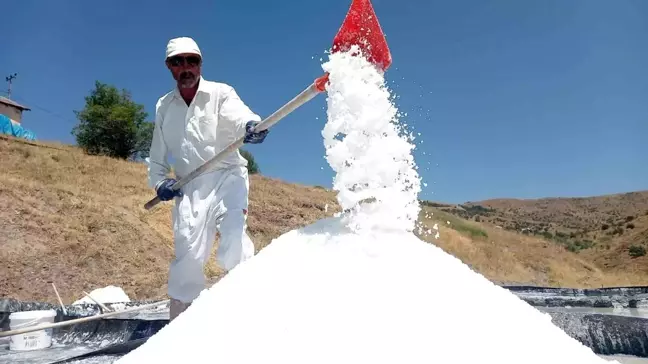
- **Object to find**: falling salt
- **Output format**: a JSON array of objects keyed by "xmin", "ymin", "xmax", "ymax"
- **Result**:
[
  {"xmin": 115, "ymin": 48, "xmax": 613, "ymax": 364},
  {"xmin": 320, "ymin": 46, "xmax": 421, "ymax": 233}
]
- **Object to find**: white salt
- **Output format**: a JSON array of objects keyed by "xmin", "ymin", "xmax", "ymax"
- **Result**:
[
  {"xmin": 72, "ymin": 285, "xmax": 131, "ymax": 305},
  {"xmin": 321, "ymin": 47, "xmax": 421, "ymax": 233},
  {"xmin": 116, "ymin": 217, "xmax": 609, "ymax": 364},
  {"xmin": 116, "ymin": 48, "xmax": 614, "ymax": 364}
]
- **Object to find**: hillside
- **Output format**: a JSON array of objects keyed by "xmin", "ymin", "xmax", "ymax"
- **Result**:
[
  {"xmin": 416, "ymin": 206, "xmax": 648, "ymax": 288},
  {"xmin": 0, "ymin": 136, "xmax": 340, "ymax": 303},
  {"xmin": 460, "ymin": 192, "xmax": 648, "ymax": 234},
  {"xmin": 434, "ymin": 191, "xmax": 648, "ymax": 276},
  {"xmin": 2, "ymin": 135, "xmax": 648, "ymax": 305}
]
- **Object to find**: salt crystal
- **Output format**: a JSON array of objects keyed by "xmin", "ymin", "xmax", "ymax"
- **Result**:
[{"xmin": 320, "ymin": 46, "xmax": 421, "ymax": 233}]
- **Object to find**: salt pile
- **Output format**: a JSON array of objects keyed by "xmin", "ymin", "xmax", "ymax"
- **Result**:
[{"xmin": 116, "ymin": 49, "xmax": 613, "ymax": 363}]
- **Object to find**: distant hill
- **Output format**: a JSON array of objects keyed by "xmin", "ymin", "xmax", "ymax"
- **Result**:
[
  {"xmin": 431, "ymin": 191, "xmax": 648, "ymax": 277},
  {"xmin": 462, "ymin": 191, "xmax": 648, "ymax": 233}
]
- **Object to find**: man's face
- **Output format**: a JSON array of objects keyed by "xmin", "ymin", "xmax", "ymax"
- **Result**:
[{"xmin": 166, "ymin": 53, "xmax": 202, "ymax": 89}]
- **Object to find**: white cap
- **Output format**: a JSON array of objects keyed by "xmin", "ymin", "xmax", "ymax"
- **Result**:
[{"xmin": 165, "ymin": 37, "xmax": 202, "ymax": 59}]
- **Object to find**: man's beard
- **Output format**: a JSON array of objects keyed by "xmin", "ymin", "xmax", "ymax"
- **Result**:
[{"xmin": 178, "ymin": 71, "xmax": 198, "ymax": 88}]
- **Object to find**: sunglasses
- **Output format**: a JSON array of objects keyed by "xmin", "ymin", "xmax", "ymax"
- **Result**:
[{"xmin": 167, "ymin": 55, "xmax": 201, "ymax": 67}]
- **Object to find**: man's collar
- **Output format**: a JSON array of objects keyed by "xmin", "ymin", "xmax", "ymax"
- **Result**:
[{"xmin": 173, "ymin": 76, "xmax": 207, "ymax": 100}]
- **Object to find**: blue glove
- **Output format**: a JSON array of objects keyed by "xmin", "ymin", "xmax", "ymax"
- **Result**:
[
  {"xmin": 244, "ymin": 121, "xmax": 269, "ymax": 144},
  {"xmin": 156, "ymin": 178, "xmax": 183, "ymax": 201}
]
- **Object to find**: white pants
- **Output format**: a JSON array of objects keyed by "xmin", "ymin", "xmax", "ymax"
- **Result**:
[{"xmin": 168, "ymin": 165, "xmax": 255, "ymax": 303}]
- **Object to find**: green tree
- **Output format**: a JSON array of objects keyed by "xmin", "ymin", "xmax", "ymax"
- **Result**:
[
  {"xmin": 72, "ymin": 81, "xmax": 151, "ymax": 160},
  {"xmin": 240, "ymin": 149, "xmax": 260, "ymax": 174},
  {"xmin": 134, "ymin": 121, "xmax": 155, "ymax": 160}
]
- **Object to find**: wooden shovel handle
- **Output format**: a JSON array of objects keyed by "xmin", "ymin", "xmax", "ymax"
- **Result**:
[{"xmin": 143, "ymin": 76, "xmax": 327, "ymax": 210}]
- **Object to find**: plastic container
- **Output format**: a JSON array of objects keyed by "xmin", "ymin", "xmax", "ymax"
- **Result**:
[{"xmin": 8, "ymin": 309, "xmax": 57, "ymax": 351}]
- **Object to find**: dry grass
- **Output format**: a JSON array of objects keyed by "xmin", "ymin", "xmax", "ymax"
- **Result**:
[
  {"xmin": 581, "ymin": 213, "xmax": 648, "ymax": 278},
  {"xmin": 416, "ymin": 206, "xmax": 648, "ymax": 288},
  {"xmin": 2, "ymin": 135, "xmax": 647, "ymax": 305},
  {"xmin": 439, "ymin": 190, "xmax": 648, "ymax": 282},
  {"xmin": 0, "ymin": 136, "xmax": 339, "ymax": 303},
  {"xmin": 459, "ymin": 191, "xmax": 648, "ymax": 234},
  {"xmin": 421, "ymin": 207, "xmax": 648, "ymax": 288}
]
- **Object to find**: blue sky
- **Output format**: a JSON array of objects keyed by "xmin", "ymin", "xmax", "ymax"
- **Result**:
[{"xmin": 2, "ymin": 0, "xmax": 647, "ymax": 203}]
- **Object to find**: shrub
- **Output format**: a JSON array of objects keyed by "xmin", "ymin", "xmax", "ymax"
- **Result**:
[
  {"xmin": 240, "ymin": 149, "xmax": 260, "ymax": 174},
  {"xmin": 629, "ymin": 245, "xmax": 646, "ymax": 258},
  {"xmin": 565, "ymin": 240, "xmax": 594, "ymax": 253}
]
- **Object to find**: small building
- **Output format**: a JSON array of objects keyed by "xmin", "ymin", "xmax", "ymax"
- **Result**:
[{"xmin": 0, "ymin": 96, "xmax": 30, "ymax": 124}]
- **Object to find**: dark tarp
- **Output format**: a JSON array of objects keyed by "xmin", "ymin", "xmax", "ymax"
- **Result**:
[{"xmin": 0, "ymin": 299, "xmax": 168, "ymax": 364}]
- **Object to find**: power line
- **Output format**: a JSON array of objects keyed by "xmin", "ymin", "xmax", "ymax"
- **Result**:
[
  {"xmin": 10, "ymin": 93, "xmax": 78, "ymax": 125},
  {"xmin": 0, "ymin": 75, "xmax": 75, "ymax": 124}
]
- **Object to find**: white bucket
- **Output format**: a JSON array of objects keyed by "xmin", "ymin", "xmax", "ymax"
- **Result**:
[{"xmin": 8, "ymin": 309, "xmax": 57, "ymax": 351}]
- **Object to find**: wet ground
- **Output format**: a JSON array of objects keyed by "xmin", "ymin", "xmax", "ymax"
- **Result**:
[
  {"xmin": 539, "ymin": 306, "xmax": 648, "ymax": 319},
  {"xmin": 12, "ymin": 352, "xmax": 648, "ymax": 363},
  {"xmin": 601, "ymin": 355, "xmax": 648, "ymax": 363},
  {"xmin": 59, "ymin": 355, "xmax": 648, "ymax": 364}
]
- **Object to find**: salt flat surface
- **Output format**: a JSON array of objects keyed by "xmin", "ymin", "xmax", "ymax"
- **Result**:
[{"xmin": 116, "ymin": 47, "xmax": 615, "ymax": 363}]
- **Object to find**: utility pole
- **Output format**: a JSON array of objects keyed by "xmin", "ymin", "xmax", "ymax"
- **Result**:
[{"xmin": 5, "ymin": 73, "xmax": 17, "ymax": 98}]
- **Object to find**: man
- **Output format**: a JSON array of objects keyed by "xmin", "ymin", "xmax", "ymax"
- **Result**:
[{"xmin": 147, "ymin": 37, "xmax": 269, "ymax": 321}]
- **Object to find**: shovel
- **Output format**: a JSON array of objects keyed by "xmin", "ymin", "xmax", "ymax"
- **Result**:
[{"xmin": 143, "ymin": 0, "xmax": 393, "ymax": 210}]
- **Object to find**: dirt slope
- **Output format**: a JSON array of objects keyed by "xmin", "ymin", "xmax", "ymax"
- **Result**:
[
  {"xmin": 0, "ymin": 136, "xmax": 339, "ymax": 303},
  {"xmin": 436, "ymin": 191, "xmax": 648, "ymax": 280},
  {"xmin": 2, "ymin": 136, "xmax": 647, "ymax": 305},
  {"xmin": 582, "ymin": 213, "xmax": 648, "ymax": 275},
  {"xmin": 462, "ymin": 191, "xmax": 648, "ymax": 233},
  {"xmin": 416, "ymin": 206, "xmax": 648, "ymax": 288}
]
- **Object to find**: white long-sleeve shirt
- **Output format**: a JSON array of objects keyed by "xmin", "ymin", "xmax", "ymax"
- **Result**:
[{"xmin": 147, "ymin": 77, "xmax": 261, "ymax": 189}]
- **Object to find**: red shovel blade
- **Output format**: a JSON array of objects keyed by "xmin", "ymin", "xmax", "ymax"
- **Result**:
[
  {"xmin": 314, "ymin": 0, "xmax": 392, "ymax": 92},
  {"xmin": 332, "ymin": 0, "xmax": 392, "ymax": 71}
]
